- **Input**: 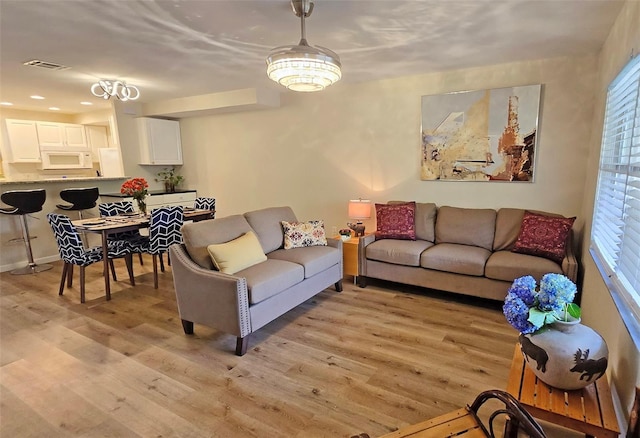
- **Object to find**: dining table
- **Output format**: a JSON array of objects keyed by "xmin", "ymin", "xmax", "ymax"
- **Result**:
[{"xmin": 72, "ymin": 208, "xmax": 214, "ymax": 300}]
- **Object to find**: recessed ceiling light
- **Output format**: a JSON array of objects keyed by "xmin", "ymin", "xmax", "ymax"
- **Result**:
[
  {"xmin": 30, "ymin": 95, "xmax": 45, "ymax": 100},
  {"xmin": 49, "ymin": 107, "xmax": 60, "ymax": 111},
  {"xmin": 80, "ymin": 101, "xmax": 93, "ymax": 106},
  {"xmin": 0, "ymin": 102, "xmax": 13, "ymax": 106}
]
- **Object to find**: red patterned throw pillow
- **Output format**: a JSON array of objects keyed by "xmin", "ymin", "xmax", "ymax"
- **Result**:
[
  {"xmin": 375, "ymin": 202, "xmax": 416, "ymax": 240},
  {"xmin": 512, "ymin": 211, "xmax": 576, "ymax": 264}
]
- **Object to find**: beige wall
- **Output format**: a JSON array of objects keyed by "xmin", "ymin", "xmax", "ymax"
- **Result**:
[
  {"xmin": 580, "ymin": 0, "xmax": 640, "ymax": 427},
  {"xmin": 179, "ymin": 54, "xmax": 596, "ymax": 236}
]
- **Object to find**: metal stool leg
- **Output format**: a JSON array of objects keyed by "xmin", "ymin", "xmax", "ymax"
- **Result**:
[{"xmin": 11, "ymin": 214, "xmax": 53, "ymax": 275}]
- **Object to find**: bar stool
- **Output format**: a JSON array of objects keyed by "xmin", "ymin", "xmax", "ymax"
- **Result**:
[
  {"xmin": 0, "ymin": 189, "xmax": 53, "ymax": 275},
  {"xmin": 56, "ymin": 187, "xmax": 100, "ymax": 219}
]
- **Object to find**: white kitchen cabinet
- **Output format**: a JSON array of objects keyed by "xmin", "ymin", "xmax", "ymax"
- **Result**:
[
  {"xmin": 36, "ymin": 122, "xmax": 88, "ymax": 150},
  {"xmin": 4, "ymin": 119, "xmax": 41, "ymax": 163},
  {"xmin": 137, "ymin": 117, "xmax": 183, "ymax": 165},
  {"xmin": 86, "ymin": 125, "xmax": 110, "ymax": 162}
]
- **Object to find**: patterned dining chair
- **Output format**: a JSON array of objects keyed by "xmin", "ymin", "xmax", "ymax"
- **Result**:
[
  {"xmin": 47, "ymin": 213, "xmax": 135, "ymax": 303},
  {"xmin": 99, "ymin": 201, "xmax": 145, "ymax": 265},
  {"xmin": 194, "ymin": 197, "xmax": 216, "ymax": 218},
  {"xmin": 128, "ymin": 206, "xmax": 184, "ymax": 289}
]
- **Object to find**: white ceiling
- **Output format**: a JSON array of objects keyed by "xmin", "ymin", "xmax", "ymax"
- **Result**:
[{"xmin": 0, "ymin": 0, "xmax": 624, "ymax": 115}]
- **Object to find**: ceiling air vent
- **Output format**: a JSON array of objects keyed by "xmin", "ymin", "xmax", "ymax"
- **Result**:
[{"xmin": 23, "ymin": 59, "xmax": 70, "ymax": 71}]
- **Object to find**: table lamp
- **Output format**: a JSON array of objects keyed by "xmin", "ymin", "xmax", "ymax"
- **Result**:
[{"xmin": 347, "ymin": 199, "xmax": 371, "ymax": 237}]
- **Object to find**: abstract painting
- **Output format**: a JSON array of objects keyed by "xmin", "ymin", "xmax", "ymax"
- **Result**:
[{"xmin": 421, "ymin": 84, "xmax": 541, "ymax": 182}]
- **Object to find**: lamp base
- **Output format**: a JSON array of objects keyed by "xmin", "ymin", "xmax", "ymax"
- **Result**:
[{"xmin": 347, "ymin": 222, "xmax": 366, "ymax": 237}]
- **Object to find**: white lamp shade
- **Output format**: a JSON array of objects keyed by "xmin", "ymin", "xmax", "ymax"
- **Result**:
[{"xmin": 348, "ymin": 199, "xmax": 372, "ymax": 220}]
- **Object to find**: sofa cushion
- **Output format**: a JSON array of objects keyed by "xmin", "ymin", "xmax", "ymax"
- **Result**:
[
  {"xmin": 485, "ymin": 250, "xmax": 564, "ymax": 282},
  {"xmin": 281, "ymin": 220, "xmax": 327, "ymax": 249},
  {"xmin": 420, "ymin": 243, "xmax": 491, "ymax": 276},
  {"xmin": 244, "ymin": 206, "xmax": 298, "ymax": 254},
  {"xmin": 237, "ymin": 259, "xmax": 304, "ymax": 304},
  {"xmin": 435, "ymin": 206, "xmax": 496, "ymax": 251},
  {"xmin": 268, "ymin": 245, "xmax": 340, "ymax": 278},
  {"xmin": 182, "ymin": 215, "xmax": 254, "ymax": 269},
  {"xmin": 207, "ymin": 231, "xmax": 267, "ymax": 275},
  {"xmin": 512, "ymin": 211, "xmax": 575, "ymax": 263},
  {"xmin": 390, "ymin": 201, "xmax": 437, "ymax": 242},
  {"xmin": 366, "ymin": 239, "xmax": 434, "ymax": 266},
  {"xmin": 493, "ymin": 208, "xmax": 526, "ymax": 251},
  {"xmin": 375, "ymin": 202, "xmax": 416, "ymax": 240}
]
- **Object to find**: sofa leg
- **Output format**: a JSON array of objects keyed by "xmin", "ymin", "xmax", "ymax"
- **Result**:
[
  {"xmin": 335, "ymin": 280, "xmax": 343, "ymax": 292},
  {"xmin": 358, "ymin": 276, "xmax": 367, "ymax": 288},
  {"xmin": 181, "ymin": 319, "xmax": 194, "ymax": 335},
  {"xmin": 236, "ymin": 336, "xmax": 249, "ymax": 356}
]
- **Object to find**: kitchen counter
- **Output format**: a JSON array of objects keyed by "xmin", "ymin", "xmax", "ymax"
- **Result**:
[
  {"xmin": 0, "ymin": 176, "xmax": 129, "ymax": 185},
  {"xmin": 100, "ymin": 189, "xmax": 196, "ymax": 197}
]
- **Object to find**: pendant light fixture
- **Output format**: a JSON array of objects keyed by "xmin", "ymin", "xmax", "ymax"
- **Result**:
[{"xmin": 266, "ymin": 0, "xmax": 341, "ymax": 92}]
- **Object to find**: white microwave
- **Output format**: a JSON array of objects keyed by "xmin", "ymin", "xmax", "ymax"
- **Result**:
[{"xmin": 40, "ymin": 151, "xmax": 92, "ymax": 170}]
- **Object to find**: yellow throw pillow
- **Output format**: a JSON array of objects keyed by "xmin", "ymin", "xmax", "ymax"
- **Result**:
[{"xmin": 207, "ymin": 231, "xmax": 267, "ymax": 275}]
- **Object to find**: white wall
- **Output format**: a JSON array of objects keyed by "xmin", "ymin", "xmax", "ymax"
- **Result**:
[{"xmin": 580, "ymin": 0, "xmax": 640, "ymax": 427}]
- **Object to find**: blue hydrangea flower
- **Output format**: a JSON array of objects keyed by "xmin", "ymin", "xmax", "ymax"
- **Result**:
[
  {"xmin": 503, "ymin": 295, "xmax": 537, "ymax": 334},
  {"xmin": 506, "ymin": 275, "xmax": 536, "ymax": 306},
  {"xmin": 538, "ymin": 273, "xmax": 577, "ymax": 312}
]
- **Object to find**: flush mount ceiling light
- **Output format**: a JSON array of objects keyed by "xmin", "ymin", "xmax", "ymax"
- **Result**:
[
  {"xmin": 266, "ymin": 0, "xmax": 341, "ymax": 92},
  {"xmin": 90, "ymin": 80, "xmax": 140, "ymax": 101}
]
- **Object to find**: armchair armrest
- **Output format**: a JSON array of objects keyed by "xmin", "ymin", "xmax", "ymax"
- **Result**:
[{"xmin": 169, "ymin": 244, "xmax": 251, "ymax": 338}]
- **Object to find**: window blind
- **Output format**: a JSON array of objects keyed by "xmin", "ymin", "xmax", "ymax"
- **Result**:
[{"xmin": 591, "ymin": 55, "xmax": 640, "ymax": 324}]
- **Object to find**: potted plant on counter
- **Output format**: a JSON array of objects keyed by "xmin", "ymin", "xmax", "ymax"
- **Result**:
[{"xmin": 156, "ymin": 167, "xmax": 184, "ymax": 193}]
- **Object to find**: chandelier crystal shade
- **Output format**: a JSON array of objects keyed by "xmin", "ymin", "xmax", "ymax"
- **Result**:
[{"xmin": 266, "ymin": 0, "xmax": 341, "ymax": 92}]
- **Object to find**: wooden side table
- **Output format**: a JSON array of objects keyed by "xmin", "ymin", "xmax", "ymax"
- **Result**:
[
  {"xmin": 336, "ymin": 233, "xmax": 371, "ymax": 280},
  {"xmin": 506, "ymin": 345, "xmax": 620, "ymax": 438}
]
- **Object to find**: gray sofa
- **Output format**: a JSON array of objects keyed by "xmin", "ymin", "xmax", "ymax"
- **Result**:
[
  {"xmin": 169, "ymin": 206, "xmax": 343, "ymax": 355},
  {"xmin": 358, "ymin": 204, "xmax": 578, "ymax": 301}
]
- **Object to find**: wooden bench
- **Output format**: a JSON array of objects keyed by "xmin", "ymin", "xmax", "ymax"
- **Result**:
[{"xmin": 506, "ymin": 345, "xmax": 620, "ymax": 438}]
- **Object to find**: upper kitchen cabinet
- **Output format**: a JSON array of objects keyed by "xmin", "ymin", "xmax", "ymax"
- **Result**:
[
  {"xmin": 36, "ymin": 122, "xmax": 88, "ymax": 150},
  {"xmin": 137, "ymin": 117, "xmax": 183, "ymax": 165},
  {"xmin": 86, "ymin": 125, "xmax": 110, "ymax": 162},
  {"xmin": 4, "ymin": 119, "xmax": 41, "ymax": 163}
]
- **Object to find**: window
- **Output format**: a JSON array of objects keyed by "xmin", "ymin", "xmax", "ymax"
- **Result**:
[{"xmin": 591, "ymin": 55, "xmax": 640, "ymax": 335}]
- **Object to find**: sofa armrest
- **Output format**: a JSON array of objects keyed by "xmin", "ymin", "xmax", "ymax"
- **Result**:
[
  {"xmin": 358, "ymin": 233, "xmax": 376, "ymax": 276},
  {"xmin": 562, "ymin": 231, "xmax": 579, "ymax": 283},
  {"xmin": 169, "ymin": 244, "xmax": 251, "ymax": 338},
  {"xmin": 327, "ymin": 237, "xmax": 343, "ymax": 277}
]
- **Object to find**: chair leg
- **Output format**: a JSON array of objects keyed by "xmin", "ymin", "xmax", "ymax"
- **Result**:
[
  {"xmin": 138, "ymin": 253, "xmax": 144, "ymax": 266},
  {"xmin": 80, "ymin": 266, "xmax": 86, "ymax": 303},
  {"xmin": 67, "ymin": 264, "xmax": 74, "ymax": 287},
  {"xmin": 109, "ymin": 259, "xmax": 118, "ymax": 281},
  {"xmin": 167, "ymin": 251, "xmax": 171, "ymax": 267},
  {"xmin": 59, "ymin": 263, "xmax": 69, "ymax": 296},
  {"xmin": 152, "ymin": 254, "xmax": 159, "ymax": 289},
  {"xmin": 124, "ymin": 254, "xmax": 135, "ymax": 286},
  {"xmin": 159, "ymin": 253, "xmax": 165, "ymax": 273},
  {"xmin": 335, "ymin": 280, "xmax": 343, "ymax": 292}
]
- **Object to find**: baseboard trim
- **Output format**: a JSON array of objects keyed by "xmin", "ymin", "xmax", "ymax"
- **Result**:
[{"xmin": 0, "ymin": 254, "xmax": 60, "ymax": 273}]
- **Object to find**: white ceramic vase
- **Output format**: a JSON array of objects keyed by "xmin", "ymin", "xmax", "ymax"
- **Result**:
[{"xmin": 519, "ymin": 318, "xmax": 608, "ymax": 390}]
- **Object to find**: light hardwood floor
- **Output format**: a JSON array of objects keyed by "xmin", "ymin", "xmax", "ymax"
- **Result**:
[{"xmin": 0, "ymin": 258, "xmax": 580, "ymax": 437}]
